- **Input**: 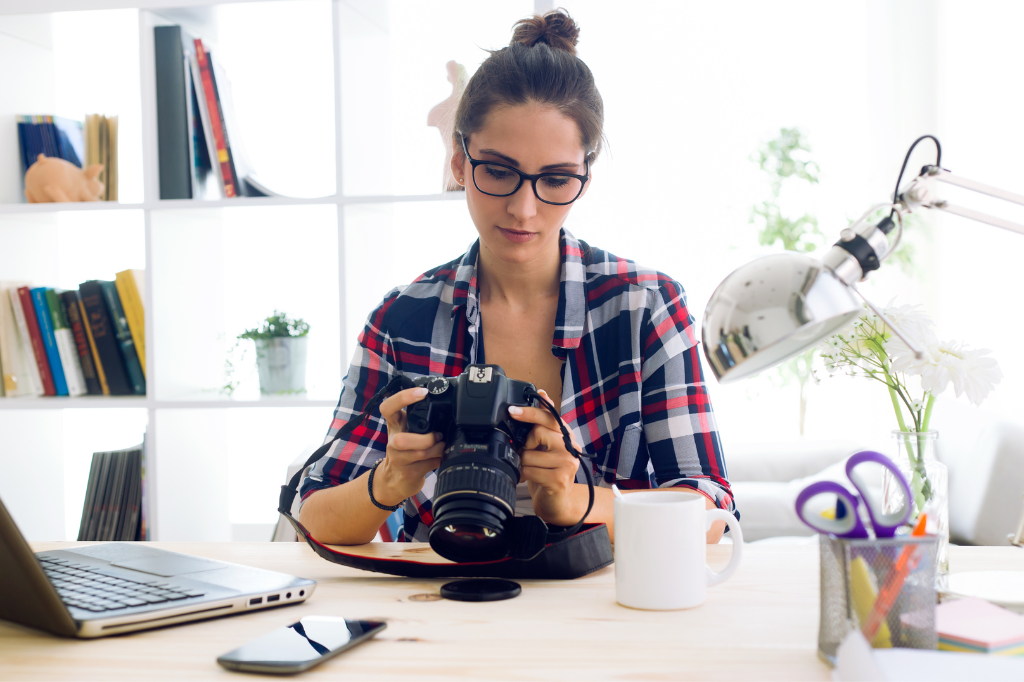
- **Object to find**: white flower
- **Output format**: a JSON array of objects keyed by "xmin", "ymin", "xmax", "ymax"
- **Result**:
[
  {"xmin": 878, "ymin": 300, "xmax": 937, "ymax": 347},
  {"xmin": 890, "ymin": 337, "xmax": 1003, "ymax": 406}
]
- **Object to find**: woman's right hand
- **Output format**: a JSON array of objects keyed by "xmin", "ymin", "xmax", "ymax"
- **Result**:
[{"xmin": 373, "ymin": 387, "xmax": 445, "ymax": 506}]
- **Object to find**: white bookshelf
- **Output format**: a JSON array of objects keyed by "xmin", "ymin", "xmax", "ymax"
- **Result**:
[{"xmin": 0, "ymin": 0, "xmax": 536, "ymax": 543}]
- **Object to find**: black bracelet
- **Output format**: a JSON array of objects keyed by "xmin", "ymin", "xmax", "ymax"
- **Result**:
[{"xmin": 367, "ymin": 458, "xmax": 403, "ymax": 512}]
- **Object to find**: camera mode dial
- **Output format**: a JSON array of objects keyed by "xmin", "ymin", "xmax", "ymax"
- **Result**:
[{"xmin": 426, "ymin": 377, "xmax": 450, "ymax": 395}]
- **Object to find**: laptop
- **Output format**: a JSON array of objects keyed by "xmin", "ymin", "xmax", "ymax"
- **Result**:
[{"xmin": 0, "ymin": 496, "xmax": 315, "ymax": 638}]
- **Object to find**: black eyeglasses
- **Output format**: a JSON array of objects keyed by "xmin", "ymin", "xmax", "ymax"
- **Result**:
[{"xmin": 460, "ymin": 137, "xmax": 589, "ymax": 206}]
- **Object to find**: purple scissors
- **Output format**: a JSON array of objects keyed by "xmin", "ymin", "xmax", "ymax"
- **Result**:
[{"xmin": 794, "ymin": 450, "xmax": 912, "ymax": 539}]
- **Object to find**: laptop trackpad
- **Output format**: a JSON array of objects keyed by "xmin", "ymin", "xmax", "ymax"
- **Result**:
[{"xmin": 111, "ymin": 555, "xmax": 224, "ymax": 577}]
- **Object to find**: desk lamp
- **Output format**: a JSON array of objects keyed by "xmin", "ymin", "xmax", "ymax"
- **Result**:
[{"xmin": 703, "ymin": 135, "xmax": 1024, "ymax": 383}]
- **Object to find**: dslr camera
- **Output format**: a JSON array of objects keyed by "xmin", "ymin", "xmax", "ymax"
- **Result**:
[{"xmin": 405, "ymin": 364, "xmax": 538, "ymax": 562}]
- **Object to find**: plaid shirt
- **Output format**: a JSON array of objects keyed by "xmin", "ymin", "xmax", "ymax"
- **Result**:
[{"xmin": 301, "ymin": 228, "xmax": 734, "ymax": 541}]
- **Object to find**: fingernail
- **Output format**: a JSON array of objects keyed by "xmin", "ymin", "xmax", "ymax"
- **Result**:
[
  {"xmin": 508, "ymin": 406, "xmax": 523, "ymax": 416},
  {"xmin": 413, "ymin": 387, "xmax": 428, "ymax": 397},
  {"xmin": 434, "ymin": 432, "xmax": 444, "ymax": 441}
]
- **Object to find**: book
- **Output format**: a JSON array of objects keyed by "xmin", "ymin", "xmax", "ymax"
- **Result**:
[
  {"xmin": 16, "ymin": 115, "xmax": 85, "ymax": 184},
  {"xmin": 78, "ymin": 297, "xmax": 110, "ymax": 396},
  {"xmin": 100, "ymin": 450, "xmax": 127, "ymax": 541},
  {"xmin": 194, "ymin": 39, "xmax": 239, "ymax": 197},
  {"xmin": 98, "ymin": 116, "xmax": 108, "ymax": 200},
  {"xmin": 120, "ymin": 449, "xmax": 143, "ymax": 541},
  {"xmin": 46, "ymin": 289, "xmax": 86, "ymax": 397},
  {"xmin": 85, "ymin": 450, "xmax": 111, "ymax": 541},
  {"xmin": 106, "ymin": 116, "xmax": 118, "ymax": 202},
  {"xmin": 99, "ymin": 281, "xmax": 145, "ymax": 395},
  {"xmin": 77, "ymin": 452, "xmax": 102, "ymax": 540},
  {"xmin": 77, "ymin": 443, "xmax": 145, "ymax": 541},
  {"xmin": 78, "ymin": 281, "xmax": 133, "ymax": 396},
  {"xmin": 30, "ymin": 287, "xmax": 68, "ymax": 396},
  {"xmin": 14, "ymin": 287, "xmax": 54, "ymax": 396},
  {"xmin": 210, "ymin": 58, "xmax": 272, "ymax": 198},
  {"xmin": 83, "ymin": 114, "xmax": 118, "ymax": 201},
  {"xmin": 140, "ymin": 433, "xmax": 150, "ymax": 541},
  {"xmin": 0, "ymin": 282, "xmax": 42, "ymax": 397},
  {"xmin": 0, "ymin": 287, "xmax": 18, "ymax": 395},
  {"xmin": 190, "ymin": 72, "xmax": 214, "ymax": 198},
  {"xmin": 189, "ymin": 47, "xmax": 218, "ymax": 199},
  {"xmin": 61, "ymin": 291, "xmax": 102, "ymax": 395},
  {"xmin": 154, "ymin": 25, "xmax": 196, "ymax": 200},
  {"xmin": 52, "ymin": 115, "xmax": 85, "ymax": 168},
  {"xmin": 242, "ymin": 175, "xmax": 281, "ymax": 197},
  {"xmin": 92, "ymin": 451, "xmax": 116, "ymax": 542},
  {"xmin": 85, "ymin": 114, "xmax": 101, "ymax": 172},
  {"xmin": 114, "ymin": 269, "xmax": 146, "ymax": 376}
]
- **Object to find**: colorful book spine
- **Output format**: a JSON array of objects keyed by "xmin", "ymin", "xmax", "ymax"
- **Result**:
[
  {"xmin": 8, "ymin": 289, "xmax": 44, "ymax": 396},
  {"xmin": 99, "ymin": 281, "xmax": 145, "ymax": 395},
  {"xmin": 47, "ymin": 289, "xmax": 86, "ymax": 397},
  {"xmin": 78, "ymin": 281, "xmax": 133, "ymax": 396},
  {"xmin": 16, "ymin": 287, "xmax": 55, "ymax": 396},
  {"xmin": 114, "ymin": 269, "xmax": 146, "ymax": 376},
  {"xmin": 78, "ymin": 298, "xmax": 110, "ymax": 395},
  {"xmin": 29, "ymin": 287, "xmax": 68, "ymax": 396},
  {"xmin": 0, "ymin": 291, "xmax": 19, "ymax": 395},
  {"xmin": 62, "ymin": 291, "xmax": 102, "ymax": 396},
  {"xmin": 193, "ymin": 39, "xmax": 238, "ymax": 197}
]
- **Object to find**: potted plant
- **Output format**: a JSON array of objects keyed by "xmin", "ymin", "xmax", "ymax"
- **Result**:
[{"xmin": 239, "ymin": 311, "xmax": 310, "ymax": 395}]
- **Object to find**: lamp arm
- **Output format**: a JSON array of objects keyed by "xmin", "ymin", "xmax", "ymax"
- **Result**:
[
  {"xmin": 900, "ymin": 168, "xmax": 1024, "ymax": 236},
  {"xmin": 849, "ymin": 285, "xmax": 925, "ymax": 360}
]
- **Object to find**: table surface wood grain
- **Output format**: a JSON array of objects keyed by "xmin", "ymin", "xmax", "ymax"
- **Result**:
[{"xmin": 1, "ymin": 541, "xmax": 1021, "ymax": 681}]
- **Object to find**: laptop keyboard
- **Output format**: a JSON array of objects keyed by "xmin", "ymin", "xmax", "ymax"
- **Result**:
[{"xmin": 39, "ymin": 556, "xmax": 206, "ymax": 613}]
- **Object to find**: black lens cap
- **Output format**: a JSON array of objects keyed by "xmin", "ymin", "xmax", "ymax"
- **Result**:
[{"xmin": 439, "ymin": 579, "xmax": 521, "ymax": 602}]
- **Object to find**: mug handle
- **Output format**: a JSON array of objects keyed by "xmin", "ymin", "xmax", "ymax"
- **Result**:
[{"xmin": 705, "ymin": 509, "xmax": 743, "ymax": 587}]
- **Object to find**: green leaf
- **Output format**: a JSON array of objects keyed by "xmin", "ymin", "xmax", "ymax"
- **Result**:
[{"xmin": 238, "ymin": 310, "xmax": 311, "ymax": 340}]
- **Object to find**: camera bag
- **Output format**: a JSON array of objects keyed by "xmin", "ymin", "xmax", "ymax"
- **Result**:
[{"xmin": 277, "ymin": 375, "xmax": 614, "ymax": 580}]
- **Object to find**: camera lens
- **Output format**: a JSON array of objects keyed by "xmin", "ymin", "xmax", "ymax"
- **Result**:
[{"xmin": 428, "ymin": 433, "xmax": 519, "ymax": 562}]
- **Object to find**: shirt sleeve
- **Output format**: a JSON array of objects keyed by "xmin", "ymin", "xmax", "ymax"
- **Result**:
[
  {"xmin": 299, "ymin": 288, "xmax": 402, "ymax": 503},
  {"xmin": 638, "ymin": 280, "xmax": 736, "ymax": 515}
]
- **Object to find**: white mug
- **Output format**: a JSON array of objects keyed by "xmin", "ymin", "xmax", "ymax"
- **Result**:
[{"xmin": 614, "ymin": 490, "xmax": 743, "ymax": 610}]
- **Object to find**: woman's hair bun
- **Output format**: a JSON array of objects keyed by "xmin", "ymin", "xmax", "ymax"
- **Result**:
[{"xmin": 511, "ymin": 9, "xmax": 580, "ymax": 56}]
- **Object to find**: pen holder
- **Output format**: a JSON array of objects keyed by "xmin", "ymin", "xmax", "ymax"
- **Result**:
[{"xmin": 818, "ymin": 534, "xmax": 937, "ymax": 665}]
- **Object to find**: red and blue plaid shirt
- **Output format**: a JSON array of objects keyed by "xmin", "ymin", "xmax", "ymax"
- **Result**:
[{"xmin": 300, "ymin": 228, "xmax": 734, "ymax": 541}]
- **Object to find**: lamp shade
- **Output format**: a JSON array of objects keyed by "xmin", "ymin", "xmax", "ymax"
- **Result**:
[{"xmin": 701, "ymin": 252, "xmax": 862, "ymax": 383}]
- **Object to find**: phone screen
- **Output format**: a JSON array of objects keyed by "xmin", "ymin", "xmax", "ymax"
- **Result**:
[{"xmin": 217, "ymin": 616, "xmax": 387, "ymax": 674}]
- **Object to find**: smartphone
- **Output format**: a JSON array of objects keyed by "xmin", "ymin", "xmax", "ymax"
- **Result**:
[{"xmin": 217, "ymin": 616, "xmax": 387, "ymax": 674}]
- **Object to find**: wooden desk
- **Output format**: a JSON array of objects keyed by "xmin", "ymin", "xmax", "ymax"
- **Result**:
[{"xmin": 1, "ymin": 542, "xmax": 1022, "ymax": 681}]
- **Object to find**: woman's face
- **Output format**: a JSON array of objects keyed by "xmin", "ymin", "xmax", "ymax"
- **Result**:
[{"xmin": 452, "ymin": 102, "xmax": 589, "ymax": 267}]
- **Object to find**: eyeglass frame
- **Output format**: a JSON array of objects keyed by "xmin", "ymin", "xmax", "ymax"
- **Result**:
[{"xmin": 458, "ymin": 136, "xmax": 590, "ymax": 206}]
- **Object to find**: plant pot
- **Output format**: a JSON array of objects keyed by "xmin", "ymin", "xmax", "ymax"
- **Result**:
[{"xmin": 253, "ymin": 337, "xmax": 308, "ymax": 395}]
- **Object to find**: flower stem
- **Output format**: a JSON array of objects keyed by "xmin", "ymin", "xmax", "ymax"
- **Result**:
[
  {"xmin": 883, "ymin": 366, "xmax": 909, "ymax": 434},
  {"xmin": 921, "ymin": 393, "xmax": 936, "ymax": 432}
]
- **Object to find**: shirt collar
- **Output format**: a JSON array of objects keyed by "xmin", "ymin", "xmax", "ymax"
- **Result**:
[{"xmin": 450, "ymin": 228, "xmax": 587, "ymax": 357}]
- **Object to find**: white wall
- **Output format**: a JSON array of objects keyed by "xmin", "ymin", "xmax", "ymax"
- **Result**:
[{"xmin": 0, "ymin": 14, "xmax": 55, "ymax": 204}]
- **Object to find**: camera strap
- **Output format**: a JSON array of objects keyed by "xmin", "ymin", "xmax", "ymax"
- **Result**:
[
  {"xmin": 521, "ymin": 387, "xmax": 596, "ymax": 545},
  {"xmin": 277, "ymin": 374, "xmax": 608, "ymax": 577}
]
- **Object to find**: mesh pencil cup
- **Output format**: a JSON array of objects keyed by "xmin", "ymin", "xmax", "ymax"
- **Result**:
[{"xmin": 817, "ymin": 534, "xmax": 937, "ymax": 665}]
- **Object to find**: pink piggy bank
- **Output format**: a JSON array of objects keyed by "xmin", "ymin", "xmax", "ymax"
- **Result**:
[{"xmin": 24, "ymin": 154, "xmax": 105, "ymax": 203}]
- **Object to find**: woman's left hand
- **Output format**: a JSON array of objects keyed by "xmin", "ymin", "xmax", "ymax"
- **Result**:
[{"xmin": 508, "ymin": 389, "xmax": 584, "ymax": 526}]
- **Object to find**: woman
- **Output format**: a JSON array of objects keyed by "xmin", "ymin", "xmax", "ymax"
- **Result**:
[{"xmin": 299, "ymin": 10, "xmax": 734, "ymax": 546}]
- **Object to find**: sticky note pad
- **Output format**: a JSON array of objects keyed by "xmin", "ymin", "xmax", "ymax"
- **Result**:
[{"xmin": 937, "ymin": 597, "xmax": 1024, "ymax": 656}]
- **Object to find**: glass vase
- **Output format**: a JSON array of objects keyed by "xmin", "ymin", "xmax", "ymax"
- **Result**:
[{"xmin": 882, "ymin": 430, "xmax": 949, "ymax": 589}]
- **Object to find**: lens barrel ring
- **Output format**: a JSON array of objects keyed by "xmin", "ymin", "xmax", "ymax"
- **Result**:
[{"xmin": 433, "ymin": 462, "xmax": 517, "ymax": 514}]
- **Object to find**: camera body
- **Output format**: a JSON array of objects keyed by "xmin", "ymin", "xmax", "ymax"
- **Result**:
[{"xmin": 405, "ymin": 365, "xmax": 538, "ymax": 562}]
